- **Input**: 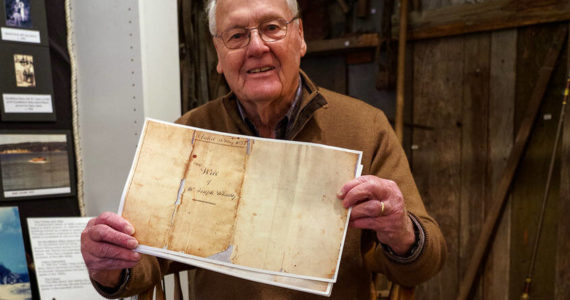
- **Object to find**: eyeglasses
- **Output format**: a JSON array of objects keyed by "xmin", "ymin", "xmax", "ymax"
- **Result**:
[{"xmin": 215, "ymin": 16, "xmax": 299, "ymax": 49}]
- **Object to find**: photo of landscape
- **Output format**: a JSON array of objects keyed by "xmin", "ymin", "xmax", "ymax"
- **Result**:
[
  {"xmin": 0, "ymin": 206, "xmax": 31, "ymax": 300},
  {"xmin": 0, "ymin": 133, "xmax": 71, "ymax": 199}
]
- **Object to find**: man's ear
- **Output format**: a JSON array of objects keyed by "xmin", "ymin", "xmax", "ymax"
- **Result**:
[{"xmin": 297, "ymin": 19, "xmax": 307, "ymax": 57}]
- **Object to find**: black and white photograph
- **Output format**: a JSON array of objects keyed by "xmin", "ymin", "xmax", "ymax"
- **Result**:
[
  {"xmin": 4, "ymin": 0, "xmax": 31, "ymax": 28},
  {"xmin": 0, "ymin": 44, "xmax": 55, "ymax": 121},
  {"xmin": 0, "ymin": 206, "xmax": 32, "ymax": 300},
  {"xmin": 13, "ymin": 54, "xmax": 35, "ymax": 88},
  {"xmin": 0, "ymin": 132, "xmax": 73, "ymax": 199}
]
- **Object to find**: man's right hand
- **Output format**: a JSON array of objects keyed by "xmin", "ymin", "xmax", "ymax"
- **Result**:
[{"xmin": 81, "ymin": 212, "xmax": 141, "ymax": 288}]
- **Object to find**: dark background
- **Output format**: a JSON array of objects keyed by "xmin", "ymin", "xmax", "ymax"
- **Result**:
[{"xmin": 0, "ymin": 1, "xmax": 80, "ymax": 299}]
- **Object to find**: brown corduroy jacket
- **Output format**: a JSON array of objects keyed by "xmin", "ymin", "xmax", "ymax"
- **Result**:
[{"xmin": 94, "ymin": 72, "xmax": 446, "ymax": 300}]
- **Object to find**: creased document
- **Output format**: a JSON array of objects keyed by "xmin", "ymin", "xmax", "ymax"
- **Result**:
[{"xmin": 119, "ymin": 119, "xmax": 362, "ymax": 285}]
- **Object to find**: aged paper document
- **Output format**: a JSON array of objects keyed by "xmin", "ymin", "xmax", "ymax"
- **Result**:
[{"xmin": 119, "ymin": 119, "xmax": 362, "ymax": 285}]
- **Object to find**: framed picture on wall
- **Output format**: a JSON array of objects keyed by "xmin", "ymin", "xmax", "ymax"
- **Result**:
[
  {"xmin": 0, "ymin": 131, "xmax": 75, "ymax": 200},
  {"xmin": 1, "ymin": 0, "xmax": 48, "ymax": 45},
  {"xmin": 4, "ymin": 0, "xmax": 32, "ymax": 28},
  {"xmin": 0, "ymin": 43, "xmax": 55, "ymax": 121},
  {"xmin": 0, "ymin": 206, "xmax": 33, "ymax": 299}
]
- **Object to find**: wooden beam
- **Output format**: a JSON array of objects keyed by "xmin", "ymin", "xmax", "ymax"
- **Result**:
[
  {"xmin": 356, "ymin": 0, "xmax": 369, "ymax": 18},
  {"xmin": 306, "ymin": 33, "xmax": 379, "ymax": 55},
  {"xmin": 393, "ymin": 0, "xmax": 570, "ymax": 40},
  {"xmin": 336, "ymin": 0, "xmax": 350, "ymax": 14},
  {"xmin": 395, "ymin": 0, "xmax": 409, "ymax": 143},
  {"xmin": 456, "ymin": 26, "xmax": 568, "ymax": 300}
]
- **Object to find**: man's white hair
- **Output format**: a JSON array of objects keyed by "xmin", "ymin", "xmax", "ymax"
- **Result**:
[{"xmin": 205, "ymin": 0, "xmax": 299, "ymax": 35}]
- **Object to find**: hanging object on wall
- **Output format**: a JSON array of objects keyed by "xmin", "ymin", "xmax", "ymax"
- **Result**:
[
  {"xmin": 0, "ymin": 131, "xmax": 75, "ymax": 200},
  {"xmin": 0, "ymin": 0, "xmax": 49, "ymax": 45},
  {"xmin": 0, "ymin": 0, "xmax": 54, "ymax": 122},
  {"xmin": 521, "ymin": 73, "xmax": 570, "ymax": 300},
  {"xmin": 376, "ymin": 0, "xmax": 396, "ymax": 90}
]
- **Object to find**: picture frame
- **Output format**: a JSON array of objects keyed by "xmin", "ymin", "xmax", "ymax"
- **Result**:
[
  {"xmin": 4, "ymin": 0, "xmax": 32, "ymax": 29},
  {"xmin": 0, "ymin": 43, "xmax": 55, "ymax": 121},
  {"xmin": 0, "ymin": 206, "xmax": 33, "ymax": 299},
  {"xmin": 0, "ymin": 130, "xmax": 75, "ymax": 200},
  {"xmin": 1, "ymin": 0, "xmax": 48, "ymax": 45}
]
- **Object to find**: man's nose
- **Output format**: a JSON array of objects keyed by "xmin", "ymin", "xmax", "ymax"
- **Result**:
[{"xmin": 247, "ymin": 29, "xmax": 269, "ymax": 54}]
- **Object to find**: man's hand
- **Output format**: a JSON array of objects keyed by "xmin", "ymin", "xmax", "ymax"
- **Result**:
[
  {"xmin": 81, "ymin": 212, "xmax": 141, "ymax": 288},
  {"xmin": 337, "ymin": 175, "xmax": 415, "ymax": 256}
]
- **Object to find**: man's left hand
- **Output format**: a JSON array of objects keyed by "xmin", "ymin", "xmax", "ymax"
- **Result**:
[{"xmin": 337, "ymin": 175, "xmax": 416, "ymax": 256}]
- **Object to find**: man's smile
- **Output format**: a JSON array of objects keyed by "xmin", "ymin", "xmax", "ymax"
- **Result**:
[{"xmin": 247, "ymin": 66, "xmax": 275, "ymax": 74}]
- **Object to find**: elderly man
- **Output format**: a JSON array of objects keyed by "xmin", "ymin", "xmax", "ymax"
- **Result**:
[{"xmin": 81, "ymin": 0, "xmax": 446, "ymax": 299}]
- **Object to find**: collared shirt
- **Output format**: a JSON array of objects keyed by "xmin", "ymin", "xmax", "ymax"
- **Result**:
[{"xmin": 235, "ymin": 77, "xmax": 303, "ymax": 140}]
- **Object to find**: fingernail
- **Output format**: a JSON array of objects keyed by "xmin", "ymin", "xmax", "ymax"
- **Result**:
[
  {"xmin": 127, "ymin": 239, "xmax": 138, "ymax": 249},
  {"xmin": 336, "ymin": 190, "xmax": 344, "ymax": 199},
  {"xmin": 126, "ymin": 225, "xmax": 135, "ymax": 235}
]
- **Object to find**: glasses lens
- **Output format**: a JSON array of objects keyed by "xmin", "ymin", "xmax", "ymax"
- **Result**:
[
  {"xmin": 260, "ymin": 19, "xmax": 287, "ymax": 42},
  {"xmin": 222, "ymin": 27, "xmax": 249, "ymax": 49}
]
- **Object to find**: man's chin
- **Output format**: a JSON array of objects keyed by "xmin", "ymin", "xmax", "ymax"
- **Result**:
[{"xmin": 240, "ymin": 88, "xmax": 282, "ymax": 103}]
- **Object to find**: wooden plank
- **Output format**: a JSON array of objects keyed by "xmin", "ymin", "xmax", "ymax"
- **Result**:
[
  {"xmin": 555, "ymin": 25, "xmax": 570, "ymax": 300},
  {"xmin": 411, "ymin": 36, "xmax": 464, "ymax": 300},
  {"xmin": 403, "ymin": 41, "xmax": 414, "ymax": 161},
  {"xmin": 356, "ymin": 0, "xmax": 369, "ymax": 18},
  {"xmin": 197, "ymin": 14, "xmax": 210, "ymax": 104},
  {"xmin": 459, "ymin": 32, "xmax": 490, "ymax": 300},
  {"xmin": 306, "ymin": 33, "xmax": 379, "ymax": 55},
  {"xmin": 393, "ymin": 0, "xmax": 570, "ymax": 41},
  {"xmin": 420, "ymin": 0, "xmax": 441, "ymax": 11},
  {"xmin": 395, "ymin": 0, "xmax": 410, "ymax": 142},
  {"xmin": 483, "ymin": 28, "xmax": 517, "ymax": 300},
  {"xmin": 457, "ymin": 25, "xmax": 567, "ymax": 300},
  {"xmin": 301, "ymin": 55, "xmax": 347, "ymax": 94},
  {"xmin": 336, "ymin": 0, "xmax": 350, "ymax": 14},
  {"xmin": 509, "ymin": 24, "xmax": 568, "ymax": 300}
]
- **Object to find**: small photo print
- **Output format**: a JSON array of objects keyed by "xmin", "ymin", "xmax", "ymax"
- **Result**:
[
  {"xmin": 0, "ymin": 206, "xmax": 32, "ymax": 300},
  {"xmin": 4, "ymin": 0, "xmax": 32, "ymax": 28},
  {"xmin": 13, "ymin": 54, "xmax": 35, "ymax": 88},
  {"xmin": 0, "ymin": 133, "xmax": 72, "ymax": 199}
]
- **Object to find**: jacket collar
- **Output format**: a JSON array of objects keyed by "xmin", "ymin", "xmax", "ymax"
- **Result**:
[{"xmin": 221, "ymin": 70, "xmax": 328, "ymax": 140}]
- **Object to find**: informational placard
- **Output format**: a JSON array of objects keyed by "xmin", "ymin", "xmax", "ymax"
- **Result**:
[
  {"xmin": 2, "ymin": 94, "xmax": 53, "ymax": 113},
  {"xmin": 1, "ymin": 27, "xmax": 40, "ymax": 43},
  {"xmin": 27, "ymin": 217, "xmax": 106, "ymax": 300}
]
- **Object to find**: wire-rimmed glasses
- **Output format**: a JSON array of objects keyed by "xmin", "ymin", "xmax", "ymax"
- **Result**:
[{"xmin": 215, "ymin": 16, "xmax": 300, "ymax": 49}]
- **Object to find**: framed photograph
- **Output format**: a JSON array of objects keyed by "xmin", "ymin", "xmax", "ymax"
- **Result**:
[
  {"xmin": 13, "ymin": 54, "xmax": 35, "ymax": 87},
  {"xmin": 0, "ymin": 206, "xmax": 32, "ymax": 299},
  {"xmin": 0, "ymin": 131, "xmax": 75, "ymax": 200},
  {"xmin": 0, "ymin": 43, "xmax": 55, "ymax": 121},
  {"xmin": 4, "ymin": 0, "xmax": 32, "ymax": 29},
  {"xmin": 1, "ymin": 0, "xmax": 47, "ymax": 45}
]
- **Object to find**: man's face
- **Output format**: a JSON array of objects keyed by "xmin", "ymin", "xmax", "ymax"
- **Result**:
[{"xmin": 213, "ymin": 0, "xmax": 307, "ymax": 106}]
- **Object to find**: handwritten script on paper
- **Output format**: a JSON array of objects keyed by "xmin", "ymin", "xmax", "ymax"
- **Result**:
[{"xmin": 120, "ymin": 120, "xmax": 361, "ymax": 281}]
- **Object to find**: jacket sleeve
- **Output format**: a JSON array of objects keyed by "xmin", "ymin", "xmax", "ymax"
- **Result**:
[
  {"xmin": 91, "ymin": 254, "xmax": 192, "ymax": 298},
  {"xmin": 363, "ymin": 111, "xmax": 447, "ymax": 287}
]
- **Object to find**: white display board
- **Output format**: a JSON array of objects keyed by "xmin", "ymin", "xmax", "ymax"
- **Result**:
[
  {"xmin": 69, "ymin": 0, "xmax": 181, "ymax": 216},
  {"xmin": 27, "ymin": 217, "xmax": 107, "ymax": 300}
]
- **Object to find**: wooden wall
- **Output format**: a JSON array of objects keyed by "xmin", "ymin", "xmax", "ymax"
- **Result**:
[
  {"xmin": 409, "ymin": 1, "xmax": 570, "ymax": 299},
  {"xmin": 179, "ymin": 0, "xmax": 570, "ymax": 299}
]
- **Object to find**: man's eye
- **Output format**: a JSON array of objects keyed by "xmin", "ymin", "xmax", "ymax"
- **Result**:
[
  {"xmin": 263, "ymin": 24, "xmax": 280, "ymax": 32},
  {"xmin": 227, "ymin": 31, "xmax": 246, "ymax": 41}
]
